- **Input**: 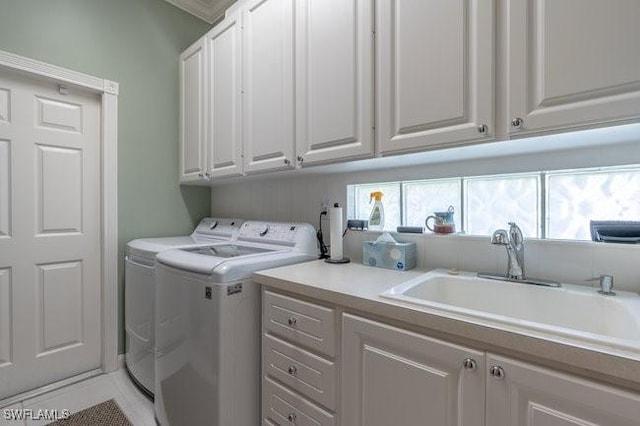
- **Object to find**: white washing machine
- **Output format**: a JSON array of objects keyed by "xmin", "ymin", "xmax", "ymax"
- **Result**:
[
  {"xmin": 124, "ymin": 217, "xmax": 243, "ymax": 396},
  {"xmin": 154, "ymin": 221, "xmax": 317, "ymax": 426}
]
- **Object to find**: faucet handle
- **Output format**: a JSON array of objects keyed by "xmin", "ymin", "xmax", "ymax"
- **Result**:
[
  {"xmin": 587, "ymin": 274, "xmax": 615, "ymax": 296},
  {"xmin": 508, "ymin": 222, "xmax": 524, "ymax": 244},
  {"xmin": 491, "ymin": 229, "xmax": 509, "ymax": 245}
]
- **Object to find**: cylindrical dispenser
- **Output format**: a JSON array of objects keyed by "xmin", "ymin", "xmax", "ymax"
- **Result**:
[{"xmin": 326, "ymin": 203, "xmax": 350, "ymax": 264}]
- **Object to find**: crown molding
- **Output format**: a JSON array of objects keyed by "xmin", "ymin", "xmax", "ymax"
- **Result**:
[{"xmin": 164, "ymin": 0, "xmax": 236, "ymax": 24}]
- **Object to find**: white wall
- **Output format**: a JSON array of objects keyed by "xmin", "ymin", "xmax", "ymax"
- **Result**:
[{"xmin": 211, "ymin": 128, "xmax": 640, "ymax": 292}]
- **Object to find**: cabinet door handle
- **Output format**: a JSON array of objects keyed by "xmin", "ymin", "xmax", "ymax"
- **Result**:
[
  {"xmin": 489, "ymin": 365, "xmax": 506, "ymax": 379},
  {"xmin": 287, "ymin": 365, "xmax": 297, "ymax": 376},
  {"xmin": 287, "ymin": 317, "xmax": 297, "ymax": 326},
  {"xmin": 511, "ymin": 117, "xmax": 524, "ymax": 129},
  {"xmin": 477, "ymin": 124, "xmax": 488, "ymax": 134},
  {"xmin": 287, "ymin": 412, "xmax": 297, "ymax": 423},
  {"xmin": 463, "ymin": 358, "xmax": 477, "ymax": 371}
]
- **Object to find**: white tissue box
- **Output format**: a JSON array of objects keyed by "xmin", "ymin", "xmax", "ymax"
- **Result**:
[{"xmin": 362, "ymin": 241, "xmax": 416, "ymax": 271}]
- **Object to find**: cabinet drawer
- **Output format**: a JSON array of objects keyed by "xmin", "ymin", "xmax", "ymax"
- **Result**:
[
  {"xmin": 264, "ymin": 290, "xmax": 336, "ymax": 357},
  {"xmin": 264, "ymin": 333, "xmax": 336, "ymax": 410},
  {"xmin": 264, "ymin": 377, "xmax": 336, "ymax": 426}
]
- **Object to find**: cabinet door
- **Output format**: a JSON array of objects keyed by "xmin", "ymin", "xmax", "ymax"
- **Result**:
[
  {"xmin": 242, "ymin": 0, "xmax": 295, "ymax": 174},
  {"xmin": 377, "ymin": 0, "xmax": 494, "ymax": 155},
  {"xmin": 295, "ymin": 0, "xmax": 374, "ymax": 166},
  {"xmin": 179, "ymin": 38, "xmax": 206, "ymax": 182},
  {"xmin": 342, "ymin": 314, "xmax": 485, "ymax": 426},
  {"xmin": 486, "ymin": 354, "xmax": 640, "ymax": 426},
  {"xmin": 206, "ymin": 11, "xmax": 243, "ymax": 178},
  {"xmin": 506, "ymin": 0, "xmax": 640, "ymax": 136}
]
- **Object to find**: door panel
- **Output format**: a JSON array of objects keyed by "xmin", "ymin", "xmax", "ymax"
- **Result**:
[
  {"xmin": 342, "ymin": 314, "xmax": 485, "ymax": 426},
  {"xmin": 36, "ymin": 96, "xmax": 83, "ymax": 133},
  {"xmin": 179, "ymin": 40, "xmax": 206, "ymax": 182},
  {"xmin": 36, "ymin": 145, "xmax": 82, "ymax": 234},
  {"xmin": 0, "ymin": 268, "xmax": 11, "ymax": 366},
  {"xmin": 377, "ymin": 0, "xmax": 494, "ymax": 154},
  {"xmin": 207, "ymin": 12, "xmax": 243, "ymax": 178},
  {"xmin": 243, "ymin": 0, "xmax": 295, "ymax": 173},
  {"xmin": 486, "ymin": 354, "xmax": 640, "ymax": 426},
  {"xmin": 507, "ymin": 0, "xmax": 640, "ymax": 135},
  {"xmin": 295, "ymin": 0, "xmax": 374, "ymax": 165},
  {"xmin": 0, "ymin": 89, "xmax": 9, "ymax": 123},
  {"xmin": 0, "ymin": 140, "xmax": 9, "ymax": 238},
  {"xmin": 36, "ymin": 261, "xmax": 83, "ymax": 355},
  {"xmin": 0, "ymin": 69, "xmax": 101, "ymax": 399}
]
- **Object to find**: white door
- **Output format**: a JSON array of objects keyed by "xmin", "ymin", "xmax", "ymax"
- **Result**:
[
  {"xmin": 295, "ymin": 0, "xmax": 374, "ymax": 166},
  {"xmin": 242, "ymin": 0, "xmax": 295, "ymax": 174},
  {"xmin": 206, "ymin": 10, "xmax": 244, "ymax": 179},
  {"xmin": 0, "ymin": 68, "xmax": 102, "ymax": 399},
  {"xmin": 179, "ymin": 38, "xmax": 206, "ymax": 182},
  {"xmin": 486, "ymin": 354, "xmax": 640, "ymax": 425},
  {"xmin": 377, "ymin": 0, "xmax": 494, "ymax": 154},
  {"xmin": 506, "ymin": 0, "xmax": 640, "ymax": 136},
  {"xmin": 342, "ymin": 314, "xmax": 485, "ymax": 426}
]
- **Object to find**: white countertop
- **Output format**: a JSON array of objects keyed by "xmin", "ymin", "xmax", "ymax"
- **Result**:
[{"xmin": 254, "ymin": 260, "xmax": 640, "ymax": 392}]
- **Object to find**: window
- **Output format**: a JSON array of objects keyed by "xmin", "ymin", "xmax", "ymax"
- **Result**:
[
  {"xmin": 546, "ymin": 169, "xmax": 640, "ymax": 240},
  {"xmin": 347, "ymin": 166, "xmax": 640, "ymax": 240},
  {"xmin": 403, "ymin": 179, "xmax": 461, "ymax": 230},
  {"xmin": 465, "ymin": 174, "xmax": 540, "ymax": 237},
  {"xmin": 349, "ymin": 182, "xmax": 402, "ymax": 230}
]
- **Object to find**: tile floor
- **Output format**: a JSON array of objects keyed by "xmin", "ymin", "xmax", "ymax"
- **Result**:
[{"xmin": 0, "ymin": 369, "xmax": 155, "ymax": 426}]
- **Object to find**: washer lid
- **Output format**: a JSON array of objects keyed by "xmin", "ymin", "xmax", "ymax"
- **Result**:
[
  {"xmin": 156, "ymin": 248, "xmax": 231, "ymax": 275},
  {"xmin": 126, "ymin": 236, "xmax": 203, "ymax": 259},
  {"xmin": 182, "ymin": 244, "xmax": 274, "ymax": 258}
]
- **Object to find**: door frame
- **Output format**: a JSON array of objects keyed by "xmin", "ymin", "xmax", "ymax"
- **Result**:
[{"xmin": 0, "ymin": 50, "xmax": 119, "ymax": 374}]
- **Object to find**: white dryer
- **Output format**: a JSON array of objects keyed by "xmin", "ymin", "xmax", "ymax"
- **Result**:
[
  {"xmin": 124, "ymin": 217, "xmax": 243, "ymax": 396},
  {"xmin": 154, "ymin": 221, "xmax": 317, "ymax": 426}
]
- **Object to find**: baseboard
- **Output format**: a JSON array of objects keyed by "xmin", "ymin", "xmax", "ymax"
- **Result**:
[{"xmin": 0, "ymin": 369, "xmax": 103, "ymax": 409}]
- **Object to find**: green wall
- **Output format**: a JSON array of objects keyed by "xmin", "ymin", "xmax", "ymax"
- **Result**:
[{"xmin": 0, "ymin": 0, "xmax": 212, "ymax": 353}]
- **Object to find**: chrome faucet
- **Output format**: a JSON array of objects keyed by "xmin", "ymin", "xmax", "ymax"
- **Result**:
[{"xmin": 491, "ymin": 222, "xmax": 525, "ymax": 280}]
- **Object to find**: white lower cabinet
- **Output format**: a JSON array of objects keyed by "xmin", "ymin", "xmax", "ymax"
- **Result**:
[
  {"xmin": 262, "ymin": 291, "xmax": 640, "ymax": 426},
  {"xmin": 486, "ymin": 354, "xmax": 640, "ymax": 426},
  {"xmin": 262, "ymin": 290, "xmax": 338, "ymax": 425},
  {"xmin": 342, "ymin": 314, "xmax": 486, "ymax": 426}
]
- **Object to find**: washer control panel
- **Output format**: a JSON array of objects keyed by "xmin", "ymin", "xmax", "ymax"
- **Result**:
[
  {"xmin": 194, "ymin": 218, "xmax": 243, "ymax": 238},
  {"xmin": 238, "ymin": 221, "xmax": 316, "ymax": 248}
]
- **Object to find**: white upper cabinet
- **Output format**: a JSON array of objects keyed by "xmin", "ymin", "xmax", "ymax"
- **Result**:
[
  {"xmin": 242, "ymin": 0, "xmax": 295, "ymax": 174},
  {"xmin": 179, "ymin": 38, "xmax": 206, "ymax": 182},
  {"xmin": 505, "ymin": 0, "xmax": 640, "ymax": 136},
  {"xmin": 377, "ymin": 0, "xmax": 494, "ymax": 155},
  {"xmin": 295, "ymin": 0, "xmax": 374, "ymax": 166},
  {"xmin": 487, "ymin": 354, "xmax": 640, "ymax": 426},
  {"xmin": 206, "ymin": 10, "xmax": 243, "ymax": 179}
]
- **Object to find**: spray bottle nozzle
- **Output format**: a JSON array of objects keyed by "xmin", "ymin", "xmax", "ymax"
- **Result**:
[{"xmin": 370, "ymin": 191, "xmax": 384, "ymax": 203}]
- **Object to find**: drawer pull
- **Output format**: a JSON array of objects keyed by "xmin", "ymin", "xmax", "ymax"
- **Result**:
[
  {"xmin": 287, "ymin": 317, "xmax": 297, "ymax": 326},
  {"xmin": 287, "ymin": 412, "xmax": 297, "ymax": 423},
  {"xmin": 287, "ymin": 365, "xmax": 297, "ymax": 376}
]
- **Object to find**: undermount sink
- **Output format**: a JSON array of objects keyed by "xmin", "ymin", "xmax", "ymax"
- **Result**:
[{"xmin": 381, "ymin": 269, "xmax": 640, "ymax": 351}]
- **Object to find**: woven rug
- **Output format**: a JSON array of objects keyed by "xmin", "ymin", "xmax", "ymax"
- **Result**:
[{"xmin": 46, "ymin": 399, "xmax": 132, "ymax": 426}]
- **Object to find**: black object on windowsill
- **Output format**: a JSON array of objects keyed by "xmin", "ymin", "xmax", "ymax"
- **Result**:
[{"xmin": 590, "ymin": 220, "xmax": 640, "ymax": 243}]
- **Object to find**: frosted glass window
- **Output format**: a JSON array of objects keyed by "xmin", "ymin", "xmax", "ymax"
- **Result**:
[
  {"xmin": 351, "ymin": 182, "xmax": 401, "ymax": 231},
  {"xmin": 547, "ymin": 170, "xmax": 640, "ymax": 240},
  {"xmin": 403, "ymin": 180, "xmax": 461, "ymax": 229},
  {"xmin": 465, "ymin": 176, "xmax": 540, "ymax": 237}
]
